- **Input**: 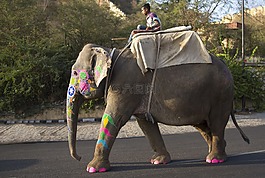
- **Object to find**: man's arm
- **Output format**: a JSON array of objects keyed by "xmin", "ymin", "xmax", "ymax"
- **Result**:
[{"xmin": 146, "ymin": 19, "xmax": 161, "ymax": 31}]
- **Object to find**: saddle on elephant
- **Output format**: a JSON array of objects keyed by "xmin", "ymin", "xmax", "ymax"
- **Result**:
[{"xmin": 130, "ymin": 26, "xmax": 212, "ymax": 74}]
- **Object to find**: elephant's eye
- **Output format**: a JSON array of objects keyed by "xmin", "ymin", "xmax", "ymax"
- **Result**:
[{"xmin": 72, "ymin": 70, "xmax": 78, "ymax": 76}]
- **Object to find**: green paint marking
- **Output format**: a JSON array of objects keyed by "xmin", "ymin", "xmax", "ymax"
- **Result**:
[
  {"xmin": 102, "ymin": 113, "xmax": 115, "ymax": 126},
  {"xmin": 80, "ymin": 72, "xmax": 87, "ymax": 80},
  {"xmin": 100, "ymin": 132, "xmax": 106, "ymax": 140},
  {"xmin": 96, "ymin": 66, "xmax": 102, "ymax": 73}
]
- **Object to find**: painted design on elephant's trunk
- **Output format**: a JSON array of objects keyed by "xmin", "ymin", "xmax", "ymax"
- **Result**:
[
  {"xmin": 66, "ymin": 85, "xmax": 76, "ymax": 132},
  {"xmin": 96, "ymin": 113, "xmax": 116, "ymax": 149}
]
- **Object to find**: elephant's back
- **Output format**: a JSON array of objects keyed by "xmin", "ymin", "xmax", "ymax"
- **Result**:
[{"xmin": 155, "ymin": 55, "xmax": 233, "ymax": 93}]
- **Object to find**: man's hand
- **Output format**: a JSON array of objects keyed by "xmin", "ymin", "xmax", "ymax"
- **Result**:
[
  {"xmin": 146, "ymin": 27, "xmax": 152, "ymax": 30},
  {"xmin": 132, "ymin": 30, "xmax": 145, "ymax": 35}
]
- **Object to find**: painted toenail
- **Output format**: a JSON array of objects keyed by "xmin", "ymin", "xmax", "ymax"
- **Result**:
[
  {"xmin": 87, "ymin": 167, "xmax": 97, "ymax": 173},
  {"xmin": 99, "ymin": 168, "xmax": 107, "ymax": 172}
]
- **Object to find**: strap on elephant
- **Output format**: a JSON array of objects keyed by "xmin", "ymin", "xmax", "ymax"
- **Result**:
[
  {"xmin": 104, "ymin": 39, "xmax": 160, "ymax": 124},
  {"xmin": 104, "ymin": 48, "xmax": 116, "ymax": 102},
  {"xmin": 104, "ymin": 45, "xmax": 129, "ymax": 102},
  {"xmin": 145, "ymin": 34, "xmax": 161, "ymax": 124}
]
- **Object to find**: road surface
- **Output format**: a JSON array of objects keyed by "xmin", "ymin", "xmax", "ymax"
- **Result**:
[{"xmin": 0, "ymin": 125, "xmax": 265, "ymax": 178}]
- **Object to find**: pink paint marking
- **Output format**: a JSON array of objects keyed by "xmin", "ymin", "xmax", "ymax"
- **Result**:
[
  {"xmin": 206, "ymin": 158, "xmax": 224, "ymax": 164},
  {"xmin": 99, "ymin": 168, "xmax": 107, "ymax": 172},
  {"xmin": 87, "ymin": 167, "xmax": 96, "ymax": 173},
  {"xmin": 95, "ymin": 70, "xmax": 100, "ymax": 77},
  {"xmin": 67, "ymin": 118, "xmax": 73, "ymax": 122},
  {"xmin": 79, "ymin": 82, "xmax": 88, "ymax": 91},
  {"xmin": 100, "ymin": 128, "xmax": 112, "ymax": 137}
]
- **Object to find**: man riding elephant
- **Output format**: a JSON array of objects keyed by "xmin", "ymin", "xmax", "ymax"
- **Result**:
[{"xmin": 127, "ymin": 3, "xmax": 162, "ymax": 43}]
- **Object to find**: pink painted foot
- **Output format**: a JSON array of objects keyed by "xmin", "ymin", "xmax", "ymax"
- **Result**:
[
  {"xmin": 153, "ymin": 160, "xmax": 160, "ymax": 165},
  {"xmin": 99, "ymin": 168, "xmax": 107, "ymax": 172},
  {"xmin": 86, "ymin": 167, "xmax": 108, "ymax": 173},
  {"xmin": 151, "ymin": 159, "xmax": 168, "ymax": 165},
  {"xmin": 87, "ymin": 167, "xmax": 97, "ymax": 173},
  {"xmin": 206, "ymin": 158, "xmax": 224, "ymax": 164}
]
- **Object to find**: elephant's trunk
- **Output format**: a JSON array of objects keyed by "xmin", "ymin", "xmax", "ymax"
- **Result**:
[{"xmin": 66, "ymin": 85, "xmax": 84, "ymax": 161}]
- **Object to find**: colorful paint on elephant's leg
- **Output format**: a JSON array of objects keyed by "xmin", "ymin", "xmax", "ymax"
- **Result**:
[{"xmin": 96, "ymin": 113, "xmax": 116, "ymax": 149}]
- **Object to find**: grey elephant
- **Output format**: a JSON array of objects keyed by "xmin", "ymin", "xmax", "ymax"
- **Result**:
[{"xmin": 66, "ymin": 40, "xmax": 249, "ymax": 173}]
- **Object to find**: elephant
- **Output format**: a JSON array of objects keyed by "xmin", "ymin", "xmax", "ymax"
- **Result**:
[{"xmin": 66, "ymin": 43, "xmax": 249, "ymax": 173}]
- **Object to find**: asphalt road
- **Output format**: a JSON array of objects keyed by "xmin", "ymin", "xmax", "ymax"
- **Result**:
[{"xmin": 0, "ymin": 125, "xmax": 265, "ymax": 178}]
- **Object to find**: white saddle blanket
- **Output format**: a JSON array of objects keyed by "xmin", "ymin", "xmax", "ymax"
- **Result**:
[{"xmin": 130, "ymin": 27, "xmax": 212, "ymax": 73}]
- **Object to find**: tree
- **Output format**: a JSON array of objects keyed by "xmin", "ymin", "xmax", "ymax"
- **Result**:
[
  {"xmin": 151, "ymin": 0, "xmax": 233, "ymax": 30},
  {"xmin": 0, "ymin": 0, "xmax": 128, "ymax": 115},
  {"xmin": 58, "ymin": 0, "xmax": 124, "ymax": 52},
  {"xmin": 0, "ymin": 0, "xmax": 71, "ymax": 114}
]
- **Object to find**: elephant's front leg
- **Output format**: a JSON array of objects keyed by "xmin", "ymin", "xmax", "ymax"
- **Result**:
[
  {"xmin": 136, "ymin": 118, "xmax": 171, "ymax": 164},
  {"xmin": 87, "ymin": 113, "xmax": 120, "ymax": 173}
]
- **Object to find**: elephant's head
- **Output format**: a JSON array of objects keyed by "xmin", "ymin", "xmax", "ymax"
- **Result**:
[{"xmin": 66, "ymin": 44, "xmax": 111, "ymax": 161}]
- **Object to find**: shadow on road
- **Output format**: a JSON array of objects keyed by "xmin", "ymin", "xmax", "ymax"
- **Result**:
[
  {"xmin": 0, "ymin": 159, "xmax": 39, "ymax": 172},
  {"xmin": 110, "ymin": 151, "xmax": 265, "ymax": 172}
]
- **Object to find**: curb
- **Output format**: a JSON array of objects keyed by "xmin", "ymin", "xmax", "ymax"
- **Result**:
[{"xmin": 0, "ymin": 118, "xmax": 102, "ymax": 125}]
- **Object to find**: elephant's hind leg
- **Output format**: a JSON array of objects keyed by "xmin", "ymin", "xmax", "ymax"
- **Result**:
[
  {"xmin": 193, "ymin": 122, "xmax": 212, "ymax": 153},
  {"xmin": 206, "ymin": 132, "xmax": 227, "ymax": 164},
  {"xmin": 136, "ymin": 118, "xmax": 171, "ymax": 164},
  {"xmin": 206, "ymin": 110, "xmax": 229, "ymax": 164}
]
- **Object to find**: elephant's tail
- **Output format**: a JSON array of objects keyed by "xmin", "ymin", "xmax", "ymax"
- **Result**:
[{"xmin": 230, "ymin": 111, "xmax": 250, "ymax": 144}]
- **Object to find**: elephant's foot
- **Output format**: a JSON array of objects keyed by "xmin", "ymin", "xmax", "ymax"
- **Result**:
[
  {"xmin": 150, "ymin": 152, "xmax": 171, "ymax": 165},
  {"xmin": 87, "ymin": 167, "xmax": 108, "ymax": 173},
  {"xmin": 206, "ymin": 152, "xmax": 227, "ymax": 164},
  {"xmin": 86, "ymin": 158, "xmax": 110, "ymax": 173}
]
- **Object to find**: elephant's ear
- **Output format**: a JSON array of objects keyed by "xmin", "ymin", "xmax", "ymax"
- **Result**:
[{"xmin": 91, "ymin": 47, "xmax": 111, "ymax": 87}]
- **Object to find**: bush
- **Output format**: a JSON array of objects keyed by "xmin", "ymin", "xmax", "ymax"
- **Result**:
[
  {"xmin": 0, "ymin": 0, "xmax": 127, "ymax": 115},
  {"xmin": 215, "ymin": 51, "xmax": 265, "ymax": 111},
  {"xmin": 0, "ymin": 39, "xmax": 73, "ymax": 113}
]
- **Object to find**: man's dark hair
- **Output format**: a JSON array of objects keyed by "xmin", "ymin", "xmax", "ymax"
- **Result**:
[{"xmin": 142, "ymin": 3, "xmax": 150, "ymax": 11}]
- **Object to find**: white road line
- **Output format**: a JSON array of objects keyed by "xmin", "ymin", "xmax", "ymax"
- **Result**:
[{"xmin": 230, "ymin": 149, "xmax": 265, "ymax": 157}]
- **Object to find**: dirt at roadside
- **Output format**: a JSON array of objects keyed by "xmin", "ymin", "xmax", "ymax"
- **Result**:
[
  {"xmin": 0, "ymin": 112, "xmax": 265, "ymax": 144},
  {"xmin": 0, "ymin": 106, "xmax": 105, "ymax": 121}
]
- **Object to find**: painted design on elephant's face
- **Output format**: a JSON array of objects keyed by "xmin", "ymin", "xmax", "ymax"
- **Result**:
[
  {"xmin": 79, "ymin": 71, "xmax": 87, "ymax": 80},
  {"xmin": 68, "ymin": 86, "xmax": 75, "ymax": 97},
  {"xmin": 94, "ymin": 66, "xmax": 102, "ymax": 79},
  {"xmin": 69, "ymin": 69, "xmax": 97, "ymax": 97},
  {"xmin": 79, "ymin": 80, "xmax": 90, "ymax": 95},
  {"xmin": 70, "ymin": 77, "xmax": 78, "ymax": 85},
  {"xmin": 96, "ymin": 113, "xmax": 116, "ymax": 149},
  {"xmin": 78, "ymin": 70, "xmax": 91, "ymax": 95}
]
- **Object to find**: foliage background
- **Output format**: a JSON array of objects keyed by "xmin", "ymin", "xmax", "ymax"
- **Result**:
[{"xmin": 0, "ymin": 0, "xmax": 264, "ymax": 118}]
